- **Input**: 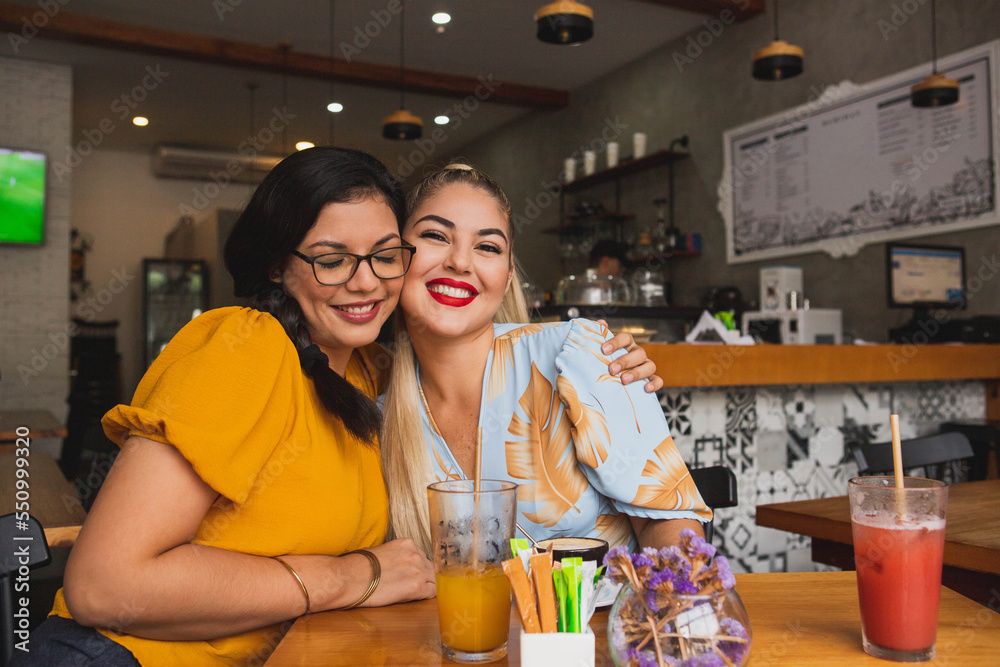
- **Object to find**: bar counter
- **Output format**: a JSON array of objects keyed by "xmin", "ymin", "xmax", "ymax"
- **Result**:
[{"xmin": 645, "ymin": 344, "xmax": 1000, "ymax": 417}]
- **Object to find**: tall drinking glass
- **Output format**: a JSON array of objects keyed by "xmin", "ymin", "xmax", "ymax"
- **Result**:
[
  {"xmin": 848, "ymin": 476, "xmax": 948, "ymax": 662},
  {"xmin": 427, "ymin": 479, "xmax": 517, "ymax": 664}
]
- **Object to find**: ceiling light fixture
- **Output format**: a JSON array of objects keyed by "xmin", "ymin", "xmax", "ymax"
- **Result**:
[
  {"xmin": 432, "ymin": 12, "xmax": 451, "ymax": 25},
  {"xmin": 132, "ymin": 116, "xmax": 148, "ymax": 127},
  {"xmin": 434, "ymin": 115, "xmax": 450, "ymax": 125},
  {"xmin": 327, "ymin": 102, "xmax": 344, "ymax": 113},
  {"xmin": 296, "ymin": 141, "xmax": 315, "ymax": 151},
  {"xmin": 383, "ymin": 2, "xmax": 422, "ymax": 140},
  {"xmin": 535, "ymin": 1, "xmax": 593, "ymax": 45},
  {"xmin": 752, "ymin": 0, "xmax": 803, "ymax": 80},
  {"xmin": 911, "ymin": 0, "xmax": 958, "ymax": 107}
]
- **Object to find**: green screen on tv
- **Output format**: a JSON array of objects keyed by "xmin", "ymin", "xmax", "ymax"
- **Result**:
[{"xmin": 0, "ymin": 148, "xmax": 47, "ymax": 244}]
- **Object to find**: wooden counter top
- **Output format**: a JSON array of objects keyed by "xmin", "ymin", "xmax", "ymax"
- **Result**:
[{"xmin": 646, "ymin": 343, "xmax": 1000, "ymax": 387}]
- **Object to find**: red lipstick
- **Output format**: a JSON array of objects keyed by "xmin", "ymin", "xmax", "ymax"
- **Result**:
[{"xmin": 426, "ymin": 278, "xmax": 478, "ymax": 307}]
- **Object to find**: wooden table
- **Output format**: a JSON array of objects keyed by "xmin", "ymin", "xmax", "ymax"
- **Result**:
[
  {"xmin": 0, "ymin": 409, "xmax": 68, "ymax": 444},
  {"xmin": 0, "ymin": 451, "xmax": 86, "ymax": 547},
  {"xmin": 756, "ymin": 479, "xmax": 1000, "ymax": 605},
  {"xmin": 263, "ymin": 571, "xmax": 1000, "ymax": 665}
]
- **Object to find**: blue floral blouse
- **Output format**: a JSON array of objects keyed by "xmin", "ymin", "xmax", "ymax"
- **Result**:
[{"xmin": 417, "ymin": 319, "xmax": 711, "ymax": 550}]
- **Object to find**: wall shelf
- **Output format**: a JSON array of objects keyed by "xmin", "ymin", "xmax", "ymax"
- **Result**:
[{"xmin": 562, "ymin": 149, "xmax": 689, "ymax": 193}]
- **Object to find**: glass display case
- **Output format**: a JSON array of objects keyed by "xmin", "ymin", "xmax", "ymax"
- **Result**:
[{"xmin": 143, "ymin": 259, "xmax": 209, "ymax": 369}]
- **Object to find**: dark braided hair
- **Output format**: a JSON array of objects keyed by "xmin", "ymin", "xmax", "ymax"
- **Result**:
[{"xmin": 224, "ymin": 147, "xmax": 405, "ymax": 444}]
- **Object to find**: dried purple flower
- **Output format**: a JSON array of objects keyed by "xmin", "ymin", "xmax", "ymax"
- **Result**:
[
  {"xmin": 714, "ymin": 556, "xmax": 736, "ymax": 590},
  {"xmin": 719, "ymin": 617, "xmax": 750, "ymax": 664},
  {"xmin": 680, "ymin": 654, "xmax": 725, "ymax": 667},
  {"xmin": 686, "ymin": 534, "xmax": 717, "ymax": 560}
]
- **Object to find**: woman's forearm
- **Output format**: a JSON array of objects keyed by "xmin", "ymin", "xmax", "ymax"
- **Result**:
[{"xmin": 64, "ymin": 544, "xmax": 373, "ymax": 640}]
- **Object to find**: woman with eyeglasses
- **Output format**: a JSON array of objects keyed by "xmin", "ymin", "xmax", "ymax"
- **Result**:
[{"xmin": 23, "ymin": 148, "xmax": 656, "ymax": 666}]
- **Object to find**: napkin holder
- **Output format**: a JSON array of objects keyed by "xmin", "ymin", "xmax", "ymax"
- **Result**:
[{"xmin": 520, "ymin": 627, "xmax": 595, "ymax": 667}]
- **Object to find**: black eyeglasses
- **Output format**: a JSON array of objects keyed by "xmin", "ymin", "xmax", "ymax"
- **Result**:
[{"xmin": 292, "ymin": 245, "xmax": 416, "ymax": 286}]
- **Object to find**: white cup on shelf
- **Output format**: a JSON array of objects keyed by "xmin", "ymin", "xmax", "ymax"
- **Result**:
[
  {"xmin": 632, "ymin": 132, "xmax": 647, "ymax": 159},
  {"xmin": 583, "ymin": 150, "xmax": 596, "ymax": 175},
  {"xmin": 606, "ymin": 142, "xmax": 619, "ymax": 168},
  {"xmin": 563, "ymin": 157, "xmax": 576, "ymax": 183}
]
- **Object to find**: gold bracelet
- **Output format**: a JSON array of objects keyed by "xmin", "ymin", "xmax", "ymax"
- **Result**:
[
  {"xmin": 339, "ymin": 549, "xmax": 381, "ymax": 610},
  {"xmin": 272, "ymin": 556, "xmax": 311, "ymax": 615}
]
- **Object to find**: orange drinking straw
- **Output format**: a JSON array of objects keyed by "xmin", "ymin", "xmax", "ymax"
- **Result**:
[
  {"xmin": 890, "ymin": 414, "xmax": 904, "ymax": 489},
  {"xmin": 890, "ymin": 414, "xmax": 908, "ymax": 518}
]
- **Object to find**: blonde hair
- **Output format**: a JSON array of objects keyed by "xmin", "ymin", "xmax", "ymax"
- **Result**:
[{"xmin": 382, "ymin": 162, "xmax": 530, "ymax": 554}]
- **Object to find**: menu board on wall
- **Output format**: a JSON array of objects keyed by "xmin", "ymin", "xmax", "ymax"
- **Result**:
[{"xmin": 718, "ymin": 40, "xmax": 999, "ymax": 264}]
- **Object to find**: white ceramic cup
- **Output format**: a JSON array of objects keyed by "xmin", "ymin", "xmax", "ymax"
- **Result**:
[
  {"xmin": 633, "ymin": 132, "xmax": 647, "ymax": 159},
  {"xmin": 606, "ymin": 142, "xmax": 619, "ymax": 168},
  {"xmin": 563, "ymin": 157, "xmax": 576, "ymax": 182},
  {"xmin": 583, "ymin": 150, "xmax": 596, "ymax": 175}
]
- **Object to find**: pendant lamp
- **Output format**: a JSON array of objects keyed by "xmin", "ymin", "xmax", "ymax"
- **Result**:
[
  {"xmin": 535, "ymin": 1, "xmax": 593, "ymax": 45},
  {"xmin": 382, "ymin": 1, "xmax": 422, "ymax": 140},
  {"xmin": 752, "ymin": 0, "xmax": 803, "ymax": 80},
  {"xmin": 911, "ymin": 0, "xmax": 958, "ymax": 107}
]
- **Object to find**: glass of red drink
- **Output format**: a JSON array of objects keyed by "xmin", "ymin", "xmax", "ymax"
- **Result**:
[{"xmin": 848, "ymin": 476, "xmax": 948, "ymax": 662}]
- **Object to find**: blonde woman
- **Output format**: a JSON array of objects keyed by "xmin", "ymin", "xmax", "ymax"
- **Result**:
[{"xmin": 382, "ymin": 164, "xmax": 710, "ymax": 557}]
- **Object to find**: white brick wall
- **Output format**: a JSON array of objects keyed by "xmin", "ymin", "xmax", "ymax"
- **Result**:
[{"xmin": 0, "ymin": 56, "xmax": 72, "ymax": 450}]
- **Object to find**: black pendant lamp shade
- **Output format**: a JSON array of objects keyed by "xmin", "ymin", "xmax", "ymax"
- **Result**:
[
  {"xmin": 752, "ymin": 0, "xmax": 802, "ymax": 81},
  {"xmin": 911, "ymin": 0, "xmax": 959, "ymax": 108},
  {"xmin": 535, "ymin": 1, "xmax": 593, "ymax": 45},
  {"xmin": 382, "ymin": 109, "xmax": 423, "ymax": 140},
  {"xmin": 752, "ymin": 40, "xmax": 804, "ymax": 80},
  {"xmin": 911, "ymin": 73, "xmax": 959, "ymax": 107}
]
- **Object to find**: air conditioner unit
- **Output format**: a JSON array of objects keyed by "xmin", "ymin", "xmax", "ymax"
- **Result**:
[{"xmin": 152, "ymin": 143, "xmax": 284, "ymax": 184}]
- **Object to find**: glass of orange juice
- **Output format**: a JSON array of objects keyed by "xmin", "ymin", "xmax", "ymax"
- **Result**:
[{"xmin": 427, "ymin": 479, "xmax": 517, "ymax": 663}]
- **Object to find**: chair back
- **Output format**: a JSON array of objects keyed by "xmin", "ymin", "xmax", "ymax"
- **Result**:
[
  {"xmin": 851, "ymin": 431, "xmax": 974, "ymax": 478},
  {"xmin": 688, "ymin": 465, "xmax": 738, "ymax": 543},
  {"xmin": 2, "ymin": 513, "xmax": 51, "ymax": 666}
]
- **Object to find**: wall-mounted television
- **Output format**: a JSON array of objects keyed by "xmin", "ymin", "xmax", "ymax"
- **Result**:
[
  {"xmin": 886, "ymin": 242, "xmax": 966, "ymax": 315},
  {"xmin": 0, "ymin": 147, "xmax": 48, "ymax": 245}
]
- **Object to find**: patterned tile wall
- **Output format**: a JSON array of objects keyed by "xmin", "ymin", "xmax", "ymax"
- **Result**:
[{"xmin": 660, "ymin": 380, "xmax": 987, "ymax": 574}]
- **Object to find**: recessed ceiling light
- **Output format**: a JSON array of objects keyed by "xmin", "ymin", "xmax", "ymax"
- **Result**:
[
  {"xmin": 432, "ymin": 12, "xmax": 451, "ymax": 25},
  {"xmin": 132, "ymin": 116, "xmax": 149, "ymax": 126},
  {"xmin": 434, "ymin": 115, "xmax": 450, "ymax": 125},
  {"xmin": 295, "ymin": 141, "xmax": 315, "ymax": 151},
  {"xmin": 327, "ymin": 102, "xmax": 344, "ymax": 113}
]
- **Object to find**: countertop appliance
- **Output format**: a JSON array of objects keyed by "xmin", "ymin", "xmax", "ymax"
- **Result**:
[{"xmin": 742, "ymin": 308, "xmax": 843, "ymax": 345}]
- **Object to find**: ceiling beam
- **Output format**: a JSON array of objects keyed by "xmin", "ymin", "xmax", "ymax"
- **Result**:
[
  {"xmin": 635, "ymin": 0, "xmax": 765, "ymax": 22},
  {"xmin": 0, "ymin": 3, "xmax": 568, "ymax": 110}
]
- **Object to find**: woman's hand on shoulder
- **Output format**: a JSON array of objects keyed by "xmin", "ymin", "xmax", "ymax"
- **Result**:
[
  {"xmin": 596, "ymin": 319, "xmax": 663, "ymax": 393},
  {"xmin": 355, "ymin": 538, "xmax": 436, "ymax": 607}
]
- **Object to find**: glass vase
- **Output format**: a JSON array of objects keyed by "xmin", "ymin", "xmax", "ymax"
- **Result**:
[{"xmin": 607, "ymin": 586, "xmax": 751, "ymax": 667}]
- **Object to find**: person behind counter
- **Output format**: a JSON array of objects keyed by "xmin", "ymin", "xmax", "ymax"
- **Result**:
[
  {"xmin": 381, "ymin": 163, "xmax": 711, "ymax": 559},
  {"xmin": 589, "ymin": 239, "xmax": 629, "ymax": 277},
  {"xmin": 19, "ymin": 148, "xmax": 658, "ymax": 667}
]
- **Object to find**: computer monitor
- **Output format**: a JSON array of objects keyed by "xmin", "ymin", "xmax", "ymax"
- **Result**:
[{"xmin": 886, "ymin": 242, "xmax": 966, "ymax": 318}]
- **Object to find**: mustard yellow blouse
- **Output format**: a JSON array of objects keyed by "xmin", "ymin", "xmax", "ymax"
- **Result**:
[{"xmin": 51, "ymin": 307, "xmax": 389, "ymax": 665}]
